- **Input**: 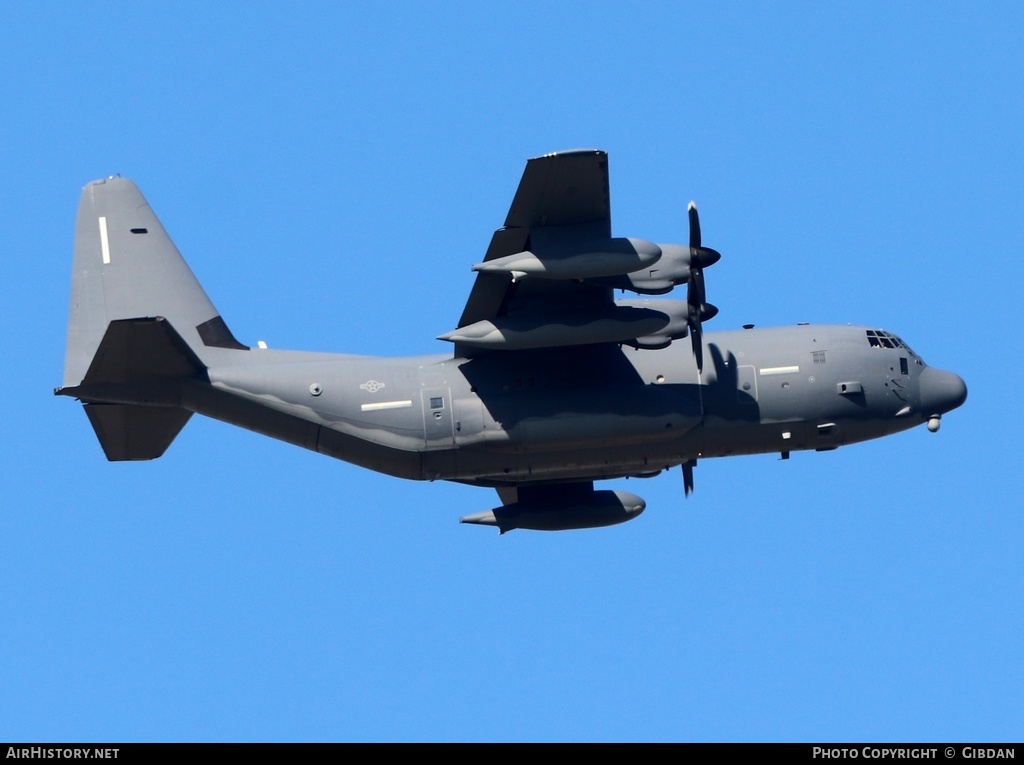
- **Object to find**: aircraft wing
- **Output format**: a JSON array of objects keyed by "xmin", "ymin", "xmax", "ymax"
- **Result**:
[
  {"xmin": 453, "ymin": 150, "xmax": 615, "ymax": 343},
  {"xmin": 445, "ymin": 150, "xmax": 712, "ymax": 525},
  {"xmin": 444, "ymin": 150, "xmax": 694, "ymax": 356}
]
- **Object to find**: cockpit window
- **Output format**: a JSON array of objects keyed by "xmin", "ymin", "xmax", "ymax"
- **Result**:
[{"xmin": 865, "ymin": 330, "xmax": 921, "ymax": 361}]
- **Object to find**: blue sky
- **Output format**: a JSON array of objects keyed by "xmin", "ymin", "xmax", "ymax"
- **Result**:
[{"xmin": 1, "ymin": 3, "xmax": 1020, "ymax": 742}]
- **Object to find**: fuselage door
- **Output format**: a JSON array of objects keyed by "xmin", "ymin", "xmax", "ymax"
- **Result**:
[{"xmin": 422, "ymin": 387, "xmax": 455, "ymax": 449}]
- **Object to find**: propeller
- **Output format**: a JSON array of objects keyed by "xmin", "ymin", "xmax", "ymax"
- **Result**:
[
  {"xmin": 686, "ymin": 202, "xmax": 720, "ymax": 373},
  {"xmin": 679, "ymin": 203, "xmax": 720, "ymax": 498}
]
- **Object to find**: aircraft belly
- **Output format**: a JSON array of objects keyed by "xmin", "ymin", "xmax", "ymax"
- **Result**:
[
  {"xmin": 423, "ymin": 384, "xmax": 701, "ymax": 482},
  {"xmin": 509, "ymin": 409, "xmax": 692, "ymax": 449},
  {"xmin": 471, "ymin": 386, "xmax": 699, "ymax": 451},
  {"xmin": 423, "ymin": 442, "xmax": 685, "ymax": 484}
]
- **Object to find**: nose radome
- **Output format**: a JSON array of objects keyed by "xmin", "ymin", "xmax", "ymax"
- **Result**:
[{"xmin": 919, "ymin": 367, "xmax": 967, "ymax": 415}]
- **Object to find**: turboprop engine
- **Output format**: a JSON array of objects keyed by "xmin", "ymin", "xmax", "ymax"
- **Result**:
[
  {"xmin": 471, "ymin": 237, "xmax": 662, "ymax": 282},
  {"xmin": 438, "ymin": 298, "xmax": 691, "ymax": 351}
]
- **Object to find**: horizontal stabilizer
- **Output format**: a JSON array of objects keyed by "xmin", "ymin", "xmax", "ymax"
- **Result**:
[
  {"xmin": 83, "ymin": 317, "xmax": 205, "ymax": 385},
  {"xmin": 84, "ymin": 404, "xmax": 192, "ymax": 461},
  {"xmin": 56, "ymin": 318, "xmax": 206, "ymax": 460}
]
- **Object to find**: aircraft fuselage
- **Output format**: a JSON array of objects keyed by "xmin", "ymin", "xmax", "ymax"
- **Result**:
[{"xmin": 181, "ymin": 323, "xmax": 965, "ymax": 487}]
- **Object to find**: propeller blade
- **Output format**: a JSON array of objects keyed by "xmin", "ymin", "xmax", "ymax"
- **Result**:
[
  {"xmin": 690, "ymin": 322, "xmax": 703, "ymax": 373},
  {"xmin": 687, "ymin": 265, "xmax": 706, "ymax": 309},
  {"xmin": 687, "ymin": 261, "xmax": 706, "ymax": 372},
  {"xmin": 682, "ymin": 459, "xmax": 696, "ymax": 497},
  {"xmin": 685, "ymin": 201, "xmax": 715, "ymax": 373},
  {"xmin": 688, "ymin": 201, "xmax": 701, "ymax": 249}
]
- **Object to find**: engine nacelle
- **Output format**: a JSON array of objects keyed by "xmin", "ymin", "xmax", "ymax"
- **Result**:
[
  {"xmin": 591, "ymin": 243, "xmax": 719, "ymax": 295},
  {"xmin": 617, "ymin": 297, "xmax": 689, "ymax": 349},
  {"xmin": 592, "ymin": 243, "xmax": 691, "ymax": 294},
  {"xmin": 438, "ymin": 300, "xmax": 687, "ymax": 350},
  {"xmin": 472, "ymin": 237, "xmax": 661, "ymax": 281},
  {"xmin": 460, "ymin": 489, "xmax": 646, "ymax": 533}
]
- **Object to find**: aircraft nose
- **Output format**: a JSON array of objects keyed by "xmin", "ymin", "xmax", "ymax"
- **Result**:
[{"xmin": 919, "ymin": 366, "xmax": 967, "ymax": 416}]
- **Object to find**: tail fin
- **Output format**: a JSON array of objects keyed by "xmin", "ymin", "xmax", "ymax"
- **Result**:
[
  {"xmin": 60, "ymin": 177, "xmax": 247, "ymax": 460},
  {"xmin": 62, "ymin": 176, "xmax": 245, "ymax": 388}
]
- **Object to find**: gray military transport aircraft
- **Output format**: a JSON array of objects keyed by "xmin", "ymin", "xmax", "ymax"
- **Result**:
[{"xmin": 56, "ymin": 150, "xmax": 967, "ymax": 533}]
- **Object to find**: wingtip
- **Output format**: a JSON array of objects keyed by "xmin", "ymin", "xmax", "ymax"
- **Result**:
[{"xmin": 531, "ymin": 148, "xmax": 606, "ymax": 160}]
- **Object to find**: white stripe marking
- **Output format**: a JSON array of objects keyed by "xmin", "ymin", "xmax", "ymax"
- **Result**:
[
  {"xmin": 760, "ymin": 365, "xmax": 800, "ymax": 376},
  {"xmin": 98, "ymin": 216, "xmax": 111, "ymax": 264},
  {"xmin": 361, "ymin": 400, "xmax": 412, "ymax": 412}
]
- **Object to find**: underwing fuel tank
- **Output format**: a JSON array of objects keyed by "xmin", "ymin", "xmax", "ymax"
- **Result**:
[
  {"xmin": 460, "ymin": 489, "xmax": 646, "ymax": 533},
  {"xmin": 471, "ymin": 238, "xmax": 661, "ymax": 281}
]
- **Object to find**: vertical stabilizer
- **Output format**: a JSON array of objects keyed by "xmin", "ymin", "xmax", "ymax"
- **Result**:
[{"xmin": 63, "ymin": 177, "xmax": 245, "ymax": 388}]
